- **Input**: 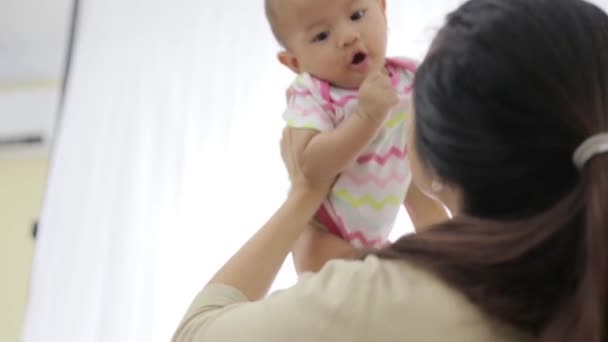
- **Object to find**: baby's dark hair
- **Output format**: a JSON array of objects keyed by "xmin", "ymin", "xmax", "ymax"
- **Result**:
[{"xmin": 265, "ymin": 0, "xmax": 285, "ymax": 47}]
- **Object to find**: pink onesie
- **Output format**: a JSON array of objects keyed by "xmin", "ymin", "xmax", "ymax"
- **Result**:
[{"xmin": 283, "ymin": 57, "xmax": 417, "ymax": 248}]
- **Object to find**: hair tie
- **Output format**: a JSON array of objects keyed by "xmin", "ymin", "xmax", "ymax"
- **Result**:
[{"xmin": 573, "ymin": 132, "xmax": 608, "ymax": 170}]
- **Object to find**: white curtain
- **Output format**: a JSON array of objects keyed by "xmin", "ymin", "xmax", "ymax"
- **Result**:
[{"xmin": 22, "ymin": 1, "xmax": 464, "ymax": 341}]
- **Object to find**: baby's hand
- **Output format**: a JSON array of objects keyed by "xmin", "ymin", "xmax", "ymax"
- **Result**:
[{"xmin": 357, "ymin": 70, "xmax": 399, "ymax": 122}]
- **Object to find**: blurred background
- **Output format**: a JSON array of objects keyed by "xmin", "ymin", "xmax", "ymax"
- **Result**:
[
  {"xmin": 2, "ymin": 0, "xmax": 607, "ymax": 341},
  {"xmin": 1, "ymin": 0, "xmax": 71, "ymax": 341}
]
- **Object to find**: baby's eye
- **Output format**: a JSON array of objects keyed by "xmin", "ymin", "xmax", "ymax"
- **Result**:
[
  {"xmin": 351, "ymin": 9, "xmax": 366, "ymax": 21},
  {"xmin": 313, "ymin": 32, "xmax": 329, "ymax": 42}
]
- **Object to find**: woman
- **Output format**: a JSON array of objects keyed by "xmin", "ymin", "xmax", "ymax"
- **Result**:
[{"xmin": 173, "ymin": 0, "xmax": 608, "ymax": 340}]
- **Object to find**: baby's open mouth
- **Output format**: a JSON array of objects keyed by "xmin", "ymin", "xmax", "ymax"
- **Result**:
[{"xmin": 352, "ymin": 52, "xmax": 367, "ymax": 65}]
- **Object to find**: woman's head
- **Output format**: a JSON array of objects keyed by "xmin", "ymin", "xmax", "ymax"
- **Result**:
[
  {"xmin": 385, "ymin": 0, "xmax": 608, "ymax": 340},
  {"xmin": 409, "ymin": 0, "xmax": 608, "ymax": 220}
]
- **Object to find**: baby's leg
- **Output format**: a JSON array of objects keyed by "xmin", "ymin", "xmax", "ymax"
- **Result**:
[
  {"xmin": 315, "ymin": 205, "xmax": 346, "ymax": 240},
  {"xmin": 291, "ymin": 218, "xmax": 358, "ymax": 274}
]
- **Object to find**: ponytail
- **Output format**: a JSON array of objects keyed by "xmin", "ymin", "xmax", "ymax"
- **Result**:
[
  {"xmin": 375, "ymin": 156, "xmax": 608, "ymax": 339},
  {"xmin": 542, "ymin": 154, "xmax": 608, "ymax": 341}
]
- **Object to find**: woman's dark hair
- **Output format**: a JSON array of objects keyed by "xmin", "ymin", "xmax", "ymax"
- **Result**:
[{"xmin": 377, "ymin": 0, "xmax": 608, "ymax": 340}]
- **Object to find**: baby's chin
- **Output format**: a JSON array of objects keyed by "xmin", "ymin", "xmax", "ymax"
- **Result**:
[
  {"xmin": 324, "ymin": 74, "xmax": 367, "ymax": 90},
  {"xmin": 318, "ymin": 59, "xmax": 386, "ymax": 90}
]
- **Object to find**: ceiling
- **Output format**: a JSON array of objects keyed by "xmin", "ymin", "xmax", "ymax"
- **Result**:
[
  {"xmin": 0, "ymin": 0, "xmax": 72, "ymax": 152},
  {"xmin": 0, "ymin": 0, "xmax": 72, "ymax": 82}
]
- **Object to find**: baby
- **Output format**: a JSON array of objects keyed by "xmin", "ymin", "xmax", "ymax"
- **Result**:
[{"xmin": 266, "ymin": 0, "xmax": 444, "ymax": 249}]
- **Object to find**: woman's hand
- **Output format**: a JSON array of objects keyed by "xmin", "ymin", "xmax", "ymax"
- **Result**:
[{"xmin": 281, "ymin": 128, "xmax": 335, "ymax": 200}]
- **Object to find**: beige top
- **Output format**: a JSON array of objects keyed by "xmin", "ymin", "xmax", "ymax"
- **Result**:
[{"xmin": 173, "ymin": 255, "xmax": 531, "ymax": 342}]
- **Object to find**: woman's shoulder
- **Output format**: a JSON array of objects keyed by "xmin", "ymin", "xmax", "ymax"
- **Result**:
[
  {"xmin": 175, "ymin": 256, "xmax": 531, "ymax": 342},
  {"xmin": 294, "ymin": 255, "xmax": 450, "ymax": 310},
  {"xmin": 292, "ymin": 255, "xmax": 531, "ymax": 342},
  {"xmin": 296, "ymin": 254, "xmax": 441, "ymax": 295}
]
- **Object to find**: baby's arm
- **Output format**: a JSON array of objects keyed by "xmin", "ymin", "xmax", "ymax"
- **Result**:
[
  {"xmin": 405, "ymin": 184, "xmax": 449, "ymax": 231},
  {"xmin": 294, "ymin": 71, "xmax": 399, "ymax": 182},
  {"xmin": 289, "ymin": 111, "xmax": 382, "ymax": 182}
]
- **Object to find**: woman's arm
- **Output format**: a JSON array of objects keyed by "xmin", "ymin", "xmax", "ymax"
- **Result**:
[
  {"xmin": 172, "ymin": 129, "xmax": 348, "ymax": 341},
  {"xmin": 207, "ymin": 190, "xmax": 325, "ymax": 300},
  {"xmin": 207, "ymin": 128, "xmax": 334, "ymax": 300},
  {"xmin": 173, "ymin": 258, "xmax": 368, "ymax": 342}
]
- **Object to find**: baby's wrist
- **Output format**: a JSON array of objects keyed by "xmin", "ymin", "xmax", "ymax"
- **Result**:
[{"xmin": 354, "ymin": 106, "xmax": 385, "ymax": 125}]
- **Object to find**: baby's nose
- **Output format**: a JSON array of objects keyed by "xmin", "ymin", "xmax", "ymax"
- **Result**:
[{"xmin": 340, "ymin": 30, "xmax": 360, "ymax": 47}]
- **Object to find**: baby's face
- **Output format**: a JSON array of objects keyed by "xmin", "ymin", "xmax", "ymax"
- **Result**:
[{"xmin": 277, "ymin": 0, "xmax": 388, "ymax": 89}]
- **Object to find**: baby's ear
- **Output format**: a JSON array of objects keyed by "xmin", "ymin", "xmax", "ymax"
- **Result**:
[
  {"xmin": 278, "ymin": 51, "xmax": 300, "ymax": 74},
  {"xmin": 380, "ymin": 0, "xmax": 387, "ymax": 14}
]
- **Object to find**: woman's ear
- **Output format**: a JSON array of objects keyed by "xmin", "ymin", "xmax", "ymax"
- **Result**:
[{"xmin": 278, "ymin": 51, "xmax": 300, "ymax": 74}]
